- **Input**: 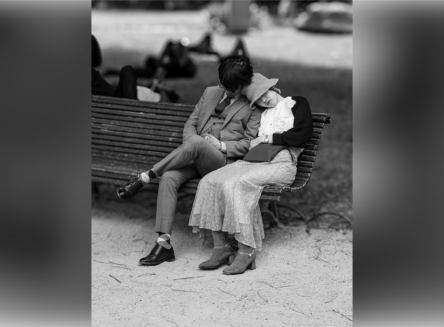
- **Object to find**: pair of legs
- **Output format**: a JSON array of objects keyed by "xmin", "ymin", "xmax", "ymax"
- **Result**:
[
  {"xmin": 150, "ymin": 135, "xmax": 227, "ymax": 234},
  {"xmin": 189, "ymin": 149, "xmax": 299, "ymax": 274},
  {"xmin": 113, "ymin": 65, "xmax": 138, "ymax": 99},
  {"xmin": 92, "ymin": 65, "xmax": 138, "ymax": 100},
  {"xmin": 138, "ymin": 135, "xmax": 226, "ymax": 266}
]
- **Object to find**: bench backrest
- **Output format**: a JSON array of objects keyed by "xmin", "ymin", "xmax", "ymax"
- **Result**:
[
  {"xmin": 288, "ymin": 113, "xmax": 331, "ymax": 191},
  {"xmin": 92, "ymin": 95, "xmax": 194, "ymax": 169}
]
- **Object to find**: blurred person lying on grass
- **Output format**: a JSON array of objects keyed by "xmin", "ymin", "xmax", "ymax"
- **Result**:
[{"xmin": 91, "ymin": 34, "xmax": 170, "ymax": 102}]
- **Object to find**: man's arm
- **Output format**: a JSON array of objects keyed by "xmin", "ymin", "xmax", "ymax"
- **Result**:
[
  {"xmin": 183, "ymin": 88, "xmax": 207, "ymax": 141},
  {"xmin": 224, "ymin": 107, "xmax": 262, "ymax": 158}
]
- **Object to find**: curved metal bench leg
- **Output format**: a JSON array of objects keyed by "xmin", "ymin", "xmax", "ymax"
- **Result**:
[
  {"xmin": 260, "ymin": 200, "xmax": 284, "ymax": 229},
  {"xmin": 92, "ymin": 182, "xmax": 100, "ymax": 201},
  {"xmin": 276, "ymin": 203, "xmax": 308, "ymax": 222},
  {"xmin": 270, "ymin": 201, "xmax": 285, "ymax": 228}
]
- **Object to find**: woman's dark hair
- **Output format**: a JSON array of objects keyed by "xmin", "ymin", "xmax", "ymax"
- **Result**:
[{"xmin": 218, "ymin": 56, "xmax": 253, "ymax": 92}]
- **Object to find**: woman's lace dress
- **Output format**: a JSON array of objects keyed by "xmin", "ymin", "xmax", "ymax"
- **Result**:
[{"xmin": 188, "ymin": 147, "xmax": 301, "ymax": 250}]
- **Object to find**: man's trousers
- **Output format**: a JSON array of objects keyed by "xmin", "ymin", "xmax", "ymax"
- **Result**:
[{"xmin": 151, "ymin": 135, "xmax": 227, "ymax": 234}]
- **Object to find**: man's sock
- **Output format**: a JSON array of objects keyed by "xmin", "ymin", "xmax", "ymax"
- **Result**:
[
  {"xmin": 157, "ymin": 233, "xmax": 172, "ymax": 249},
  {"xmin": 140, "ymin": 170, "xmax": 157, "ymax": 184}
]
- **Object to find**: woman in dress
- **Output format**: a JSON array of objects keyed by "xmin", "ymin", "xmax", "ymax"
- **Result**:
[{"xmin": 188, "ymin": 73, "xmax": 314, "ymax": 275}]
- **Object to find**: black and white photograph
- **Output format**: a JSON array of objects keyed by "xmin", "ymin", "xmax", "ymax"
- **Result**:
[
  {"xmin": 91, "ymin": 0, "xmax": 352, "ymax": 326},
  {"xmin": 5, "ymin": 1, "xmax": 444, "ymax": 327}
]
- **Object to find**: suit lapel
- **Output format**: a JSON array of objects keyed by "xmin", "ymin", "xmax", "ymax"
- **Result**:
[
  {"xmin": 221, "ymin": 96, "xmax": 249, "ymax": 129},
  {"xmin": 198, "ymin": 89, "xmax": 225, "ymax": 134}
]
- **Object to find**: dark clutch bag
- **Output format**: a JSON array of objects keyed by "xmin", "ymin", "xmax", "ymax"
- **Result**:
[{"xmin": 243, "ymin": 144, "xmax": 285, "ymax": 162}]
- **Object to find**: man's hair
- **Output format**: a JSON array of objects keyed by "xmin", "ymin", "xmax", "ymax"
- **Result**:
[{"xmin": 218, "ymin": 56, "xmax": 253, "ymax": 92}]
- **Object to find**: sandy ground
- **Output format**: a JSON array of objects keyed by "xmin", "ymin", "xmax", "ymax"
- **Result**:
[{"xmin": 92, "ymin": 186, "xmax": 352, "ymax": 327}]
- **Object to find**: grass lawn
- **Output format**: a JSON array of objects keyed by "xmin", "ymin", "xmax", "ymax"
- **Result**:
[{"xmin": 93, "ymin": 9, "xmax": 352, "ymax": 228}]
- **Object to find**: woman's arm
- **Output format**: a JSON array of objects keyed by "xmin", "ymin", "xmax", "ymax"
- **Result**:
[{"xmin": 272, "ymin": 96, "xmax": 313, "ymax": 147}]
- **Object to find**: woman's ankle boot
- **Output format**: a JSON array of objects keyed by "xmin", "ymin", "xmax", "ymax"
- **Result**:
[
  {"xmin": 198, "ymin": 243, "xmax": 235, "ymax": 270},
  {"xmin": 222, "ymin": 243, "xmax": 256, "ymax": 275},
  {"xmin": 198, "ymin": 231, "xmax": 234, "ymax": 270}
]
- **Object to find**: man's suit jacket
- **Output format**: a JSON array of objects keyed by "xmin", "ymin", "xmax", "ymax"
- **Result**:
[{"xmin": 183, "ymin": 86, "xmax": 261, "ymax": 159}]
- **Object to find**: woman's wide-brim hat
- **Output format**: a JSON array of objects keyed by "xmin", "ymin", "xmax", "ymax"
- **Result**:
[{"xmin": 242, "ymin": 73, "xmax": 279, "ymax": 109}]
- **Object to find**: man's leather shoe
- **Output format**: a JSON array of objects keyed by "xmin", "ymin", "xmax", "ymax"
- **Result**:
[
  {"xmin": 139, "ymin": 243, "xmax": 175, "ymax": 266},
  {"xmin": 117, "ymin": 175, "xmax": 143, "ymax": 200}
]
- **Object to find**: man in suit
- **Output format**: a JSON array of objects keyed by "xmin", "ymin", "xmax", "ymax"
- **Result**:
[{"xmin": 117, "ymin": 56, "xmax": 262, "ymax": 266}]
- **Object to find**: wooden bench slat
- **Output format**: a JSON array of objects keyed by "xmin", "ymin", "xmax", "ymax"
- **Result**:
[
  {"xmin": 92, "ymin": 152, "xmax": 170, "ymax": 167},
  {"xmin": 92, "ymin": 151, "xmax": 168, "ymax": 166},
  {"xmin": 306, "ymin": 139, "xmax": 321, "ymax": 146},
  {"xmin": 304, "ymin": 144, "xmax": 319, "ymax": 151},
  {"xmin": 91, "ymin": 124, "xmax": 184, "ymax": 140},
  {"xmin": 311, "ymin": 114, "xmax": 331, "ymax": 123},
  {"xmin": 262, "ymin": 187, "xmax": 284, "ymax": 193},
  {"xmin": 293, "ymin": 174, "xmax": 310, "ymax": 183},
  {"xmin": 92, "ymin": 141, "xmax": 175, "ymax": 156},
  {"xmin": 92, "ymin": 108, "xmax": 189, "ymax": 123},
  {"xmin": 289, "ymin": 180, "xmax": 307, "ymax": 188},
  {"xmin": 92, "ymin": 145, "xmax": 167, "ymax": 159},
  {"xmin": 297, "ymin": 161, "xmax": 315, "ymax": 169},
  {"xmin": 92, "ymin": 175, "xmax": 130, "ymax": 185},
  {"xmin": 92, "ymin": 103, "xmax": 193, "ymax": 118},
  {"xmin": 92, "ymin": 96, "xmax": 195, "ymax": 110},
  {"xmin": 297, "ymin": 166, "xmax": 313, "ymax": 174},
  {"xmin": 295, "ymin": 171, "xmax": 311, "ymax": 179},
  {"xmin": 92, "ymin": 120, "xmax": 184, "ymax": 134},
  {"xmin": 92, "ymin": 132, "xmax": 181, "ymax": 148},
  {"xmin": 92, "ymin": 112, "xmax": 185, "ymax": 128},
  {"xmin": 311, "ymin": 132, "xmax": 321, "ymax": 140},
  {"xmin": 92, "ymin": 151, "xmax": 158, "ymax": 165},
  {"xmin": 92, "ymin": 166, "xmax": 141, "ymax": 176},
  {"xmin": 313, "ymin": 122, "xmax": 325, "ymax": 128},
  {"xmin": 299, "ymin": 155, "xmax": 316, "ymax": 162},
  {"xmin": 92, "ymin": 96, "xmax": 195, "ymax": 112},
  {"xmin": 300, "ymin": 150, "xmax": 316, "ymax": 157},
  {"xmin": 92, "ymin": 158, "xmax": 146, "ymax": 171},
  {"xmin": 92, "ymin": 106, "xmax": 191, "ymax": 120}
]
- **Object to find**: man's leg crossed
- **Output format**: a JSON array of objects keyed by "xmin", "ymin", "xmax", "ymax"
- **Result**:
[{"xmin": 152, "ymin": 135, "xmax": 226, "ymax": 178}]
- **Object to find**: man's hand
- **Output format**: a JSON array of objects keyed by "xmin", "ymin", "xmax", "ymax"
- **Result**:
[
  {"xmin": 205, "ymin": 133, "xmax": 221, "ymax": 150},
  {"xmin": 249, "ymin": 135, "xmax": 266, "ymax": 150}
]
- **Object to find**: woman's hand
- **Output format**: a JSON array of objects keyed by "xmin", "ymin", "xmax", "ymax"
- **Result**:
[
  {"xmin": 249, "ymin": 135, "xmax": 266, "ymax": 150},
  {"xmin": 204, "ymin": 133, "xmax": 221, "ymax": 150}
]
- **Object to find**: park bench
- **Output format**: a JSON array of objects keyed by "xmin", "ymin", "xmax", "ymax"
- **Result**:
[{"xmin": 92, "ymin": 95, "xmax": 331, "ymax": 226}]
